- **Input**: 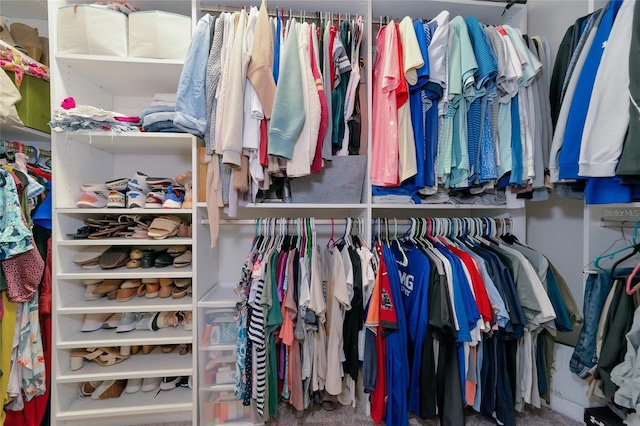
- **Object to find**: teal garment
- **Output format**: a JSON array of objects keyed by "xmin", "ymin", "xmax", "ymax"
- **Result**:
[
  {"xmin": 266, "ymin": 251, "xmax": 282, "ymax": 418},
  {"xmin": 450, "ymin": 17, "xmax": 476, "ymax": 187},
  {"xmin": 332, "ymin": 21, "xmax": 352, "ymax": 153},
  {"xmin": 439, "ymin": 25, "xmax": 461, "ymax": 180},
  {"xmin": 497, "ymin": 101, "xmax": 513, "ymax": 179},
  {"xmin": 268, "ymin": 20, "xmax": 305, "ymax": 159}
]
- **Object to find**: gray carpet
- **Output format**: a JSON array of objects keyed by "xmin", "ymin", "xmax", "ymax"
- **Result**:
[
  {"xmin": 145, "ymin": 403, "xmax": 583, "ymax": 425},
  {"xmin": 263, "ymin": 402, "xmax": 583, "ymax": 425}
]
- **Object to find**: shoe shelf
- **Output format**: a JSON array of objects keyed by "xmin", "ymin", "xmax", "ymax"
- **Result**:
[
  {"xmin": 58, "ymin": 298, "xmax": 194, "ymax": 314},
  {"xmin": 57, "ymin": 326, "xmax": 193, "ymax": 349},
  {"xmin": 57, "ymin": 265, "xmax": 193, "ymax": 280},
  {"xmin": 57, "ymin": 208, "xmax": 194, "ymax": 215},
  {"xmin": 57, "ymin": 237, "xmax": 193, "ymax": 246},
  {"xmin": 57, "ymin": 347, "xmax": 193, "ymax": 384},
  {"xmin": 55, "ymin": 385, "xmax": 192, "ymax": 423}
]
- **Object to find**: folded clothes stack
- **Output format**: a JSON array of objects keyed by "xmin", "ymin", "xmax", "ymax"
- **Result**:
[
  {"xmin": 49, "ymin": 97, "xmax": 140, "ymax": 132},
  {"xmin": 140, "ymin": 93, "xmax": 181, "ymax": 133}
]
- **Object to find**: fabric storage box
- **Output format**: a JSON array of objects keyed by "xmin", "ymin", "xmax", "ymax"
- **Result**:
[
  {"xmin": 128, "ymin": 11, "xmax": 191, "ymax": 60},
  {"xmin": 57, "ymin": 5, "xmax": 128, "ymax": 56},
  {"xmin": 6, "ymin": 71, "xmax": 50, "ymax": 134},
  {"xmin": 290, "ymin": 155, "xmax": 367, "ymax": 204}
]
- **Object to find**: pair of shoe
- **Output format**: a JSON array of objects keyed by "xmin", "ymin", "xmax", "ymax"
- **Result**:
[{"xmin": 70, "ymin": 347, "xmax": 130, "ymax": 371}]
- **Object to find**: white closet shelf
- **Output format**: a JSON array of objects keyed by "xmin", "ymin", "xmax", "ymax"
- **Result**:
[
  {"xmin": 58, "ymin": 298, "xmax": 194, "ymax": 314},
  {"xmin": 55, "ymin": 54, "xmax": 184, "ymax": 97},
  {"xmin": 198, "ymin": 284, "xmax": 237, "ymax": 308},
  {"xmin": 371, "ymin": 0, "xmax": 525, "ymax": 25},
  {"xmin": 57, "ymin": 327, "xmax": 193, "ymax": 349},
  {"xmin": 57, "ymin": 237, "xmax": 193, "ymax": 246},
  {"xmin": 55, "ymin": 386, "xmax": 192, "ymax": 421},
  {"xmin": 59, "ymin": 265, "xmax": 193, "ymax": 280},
  {"xmin": 57, "ymin": 208, "xmax": 193, "ymax": 215},
  {"xmin": 55, "ymin": 131, "xmax": 196, "ymax": 155},
  {"xmin": 57, "ymin": 348, "xmax": 193, "ymax": 383},
  {"xmin": 0, "ymin": 124, "xmax": 51, "ymax": 143}
]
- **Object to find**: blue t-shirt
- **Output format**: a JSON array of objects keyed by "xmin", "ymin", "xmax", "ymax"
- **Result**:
[
  {"xmin": 392, "ymin": 243, "xmax": 430, "ymax": 415},
  {"xmin": 383, "ymin": 244, "xmax": 410, "ymax": 426}
]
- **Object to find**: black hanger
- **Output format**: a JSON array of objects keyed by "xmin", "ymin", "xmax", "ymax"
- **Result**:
[
  {"xmin": 610, "ymin": 243, "xmax": 640, "ymax": 279},
  {"xmin": 0, "ymin": 169, "xmax": 5, "ymax": 187}
]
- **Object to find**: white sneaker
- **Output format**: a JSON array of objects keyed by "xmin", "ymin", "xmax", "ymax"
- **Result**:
[
  {"xmin": 144, "ymin": 191, "xmax": 165, "ymax": 209},
  {"xmin": 126, "ymin": 190, "xmax": 145, "ymax": 208}
]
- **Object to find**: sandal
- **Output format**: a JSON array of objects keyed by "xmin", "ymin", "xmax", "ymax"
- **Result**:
[
  {"xmin": 91, "ymin": 379, "xmax": 127, "ymax": 400},
  {"xmin": 171, "ymin": 285, "xmax": 190, "ymax": 299},
  {"xmin": 173, "ymin": 250, "xmax": 192, "ymax": 268},
  {"xmin": 167, "ymin": 245, "xmax": 188, "ymax": 255},
  {"xmin": 99, "ymin": 246, "xmax": 131, "ymax": 269},
  {"xmin": 147, "ymin": 215, "xmax": 182, "ymax": 239},
  {"xmin": 70, "ymin": 347, "xmax": 130, "ymax": 371},
  {"xmin": 66, "ymin": 226, "xmax": 92, "ymax": 239}
]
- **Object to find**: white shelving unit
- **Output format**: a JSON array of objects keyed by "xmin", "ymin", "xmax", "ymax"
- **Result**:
[
  {"xmin": 45, "ymin": 0, "xmax": 532, "ymax": 424},
  {"xmin": 47, "ymin": 0, "xmax": 198, "ymax": 424}
]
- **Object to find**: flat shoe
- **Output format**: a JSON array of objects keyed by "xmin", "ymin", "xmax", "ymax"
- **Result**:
[
  {"xmin": 154, "ymin": 250, "xmax": 173, "ymax": 268},
  {"xmin": 116, "ymin": 287, "xmax": 138, "ymax": 302},
  {"xmin": 92, "ymin": 279, "xmax": 123, "ymax": 296},
  {"xmin": 141, "ymin": 377, "xmax": 161, "ymax": 392},
  {"xmin": 173, "ymin": 250, "xmax": 192, "ymax": 268},
  {"xmin": 159, "ymin": 284, "xmax": 175, "ymax": 298},
  {"xmin": 174, "ymin": 278, "xmax": 191, "ymax": 288},
  {"xmin": 171, "ymin": 285, "xmax": 188, "ymax": 299}
]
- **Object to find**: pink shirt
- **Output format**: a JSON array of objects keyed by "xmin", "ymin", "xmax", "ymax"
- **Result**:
[{"xmin": 371, "ymin": 23, "xmax": 401, "ymax": 187}]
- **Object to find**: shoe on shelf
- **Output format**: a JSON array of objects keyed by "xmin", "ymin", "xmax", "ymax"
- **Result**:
[
  {"xmin": 173, "ymin": 250, "xmax": 192, "ymax": 268},
  {"xmin": 135, "ymin": 312, "xmax": 159, "ymax": 331},
  {"xmin": 105, "ymin": 177, "xmax": 130, "ymax": 192},
  {"xmin": 162, "ymin": 186, "xmax": 185, "ymax": 209},
  {"xmin": 116, "ymin": 312, "xmax": 139, "ymax": 333},
  {"xmin": 125, "ymin": 378, "xmax": 142, "ymax": 394},
  {"xmin": 144, "ymin": 191, "xmax": 165, "ymax": 209},
  {"xmin": 103, "ymin": 313, "xmax": 122, "ymax": 329},
  {"xmin": 81, "ymin": 312, "xmax": 112, "ymax": 332},
  {"xmin": 126, "ymin": 190, "xmax": 145, "ymax": 208},
  {"xmin": 182, "ymin": 183, "xmax": 193, "ymax": 209},
  {"xmin": 80, "ymin": 381, "xmax": 102, "ymax": 397},
  {"xmin": 91, "ymin": 379, "xmax": 127, "ymax": 400},
  {"xmin": 83, "ymin": 283, "xmax": 103, "ymax": 301},
  {"xmin": 159, "ymin": 376, "xmax": 180, "ymax": 391},
  {"xmin": 76, "ymin": 191, "xmax": 109, "ymax": 209},
  {"xmin": 183, "ymin": 311, "xmax": 193, "ymax": 331},
  {"xmin": 141, "ymin": 377, "xmax": 161, "ymax": 392},
  {"xmin": 175, "ymin": 171, "xmax": 192, "ymax": 187},
  {"xmin": 107, "ymin": 190, "xmax": 126, "ymax": 208},
  {"xmin": 146, "ymin": 177, "xmax": 177, "ymax": 191},
  {"xmin": 128, "ymin": 171, "xmax": 149, "ymax": 194}
]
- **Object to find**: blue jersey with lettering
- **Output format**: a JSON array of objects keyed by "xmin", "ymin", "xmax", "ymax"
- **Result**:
[{"xmin": 391, "ymin": 243, "xmax": 430, "ymax": 415}]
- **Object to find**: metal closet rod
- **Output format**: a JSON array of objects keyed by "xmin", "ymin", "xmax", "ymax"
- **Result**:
[
  {"xmin": 210, "ymin": 216, "xmax": 512, "ymax": 226},
  {"xmin": 200, "ymin": 3, "xmax": 363, "ymax": 20}
]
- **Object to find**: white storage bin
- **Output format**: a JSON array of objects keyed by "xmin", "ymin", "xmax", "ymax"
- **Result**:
[
  {"xmin": 57, "ymin": 5, "xmax": 128, "ymax": 56},
  {"xmin": 128, "ymin": 11, "xmax": 191, "ymax": 60},
  {"xmin": 200, "ymin": 389, "xmax": 261, "ymax": 425}
]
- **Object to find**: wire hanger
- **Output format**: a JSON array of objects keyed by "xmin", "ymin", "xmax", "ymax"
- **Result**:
[{"xmin": 592, "ymin": 221, "xmax": 637, "ymax": 274}]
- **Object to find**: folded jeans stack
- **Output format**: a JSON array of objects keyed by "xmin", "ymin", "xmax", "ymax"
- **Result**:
[{"xmin": 141, "ymin": 93, "xmax": 181, "ymax": 133}]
